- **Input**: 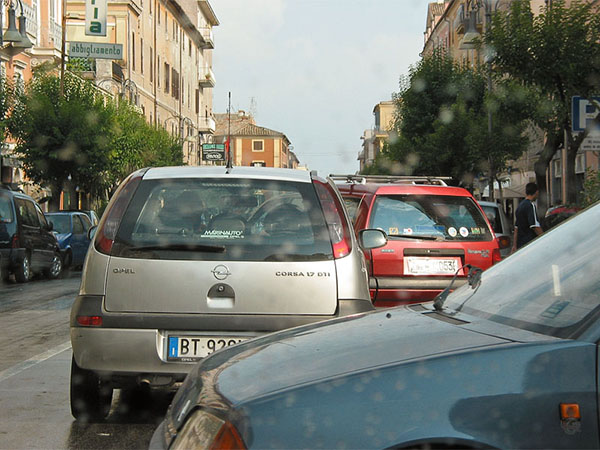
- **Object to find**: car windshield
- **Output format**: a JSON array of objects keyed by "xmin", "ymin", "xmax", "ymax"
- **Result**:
[
  {"xmin": 46, "ymin": 215, "xmax": 71, "ymax": 234},
  {"xmin": 112, "ymin": 178, "xmax": 333, "ymax": 262},
  {"xmin": 369, "ymin": 194, "xmax": 493, "ymax": 241},
  {"xmin": 445, "ymin": 203, "xmax": 600, "ymax": 339}
]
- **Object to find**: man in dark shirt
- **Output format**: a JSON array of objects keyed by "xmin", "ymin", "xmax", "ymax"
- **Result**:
[{"xmin": 512, "ymin": 182, "xmax": 543, "ymax": 252}]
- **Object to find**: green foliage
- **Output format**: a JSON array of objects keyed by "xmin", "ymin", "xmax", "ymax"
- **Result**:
[
  {"xmin": 7, "ymin": 72, "xmax": 114, "ymax": 204},
  {"xmin": 0, "ymin": 75, "xmax": 11, "ymax": 144},
  {"xmin": 581, "ymin": 169, "xmax": 600, "ymax": 208},
  {"xmin": 382, "ymin": 50, "xmax": 530, "ymax": 186}
]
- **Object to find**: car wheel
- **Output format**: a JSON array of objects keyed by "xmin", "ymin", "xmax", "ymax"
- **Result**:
[
  {"xmin": 70, "ymin": 356, "xmax": 113, "ymax": 422},
  {"xmin": 45, "ymin": 251, "xmax": 63, "ymax": 279},
  {"xmin": 14, "ymin": 254, "xmax": 31, "ymax": 283}
]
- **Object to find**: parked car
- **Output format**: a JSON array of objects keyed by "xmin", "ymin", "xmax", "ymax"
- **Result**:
[
  {"xmin": 45, "ymin": 211, "xmax": 93, "ymax": 269},
  {"xmin": 61, "ymin": 209, "xmax": 100, "ymax": 227},
  {"xmin": 332, "ymin": 175, "xmax": 501, "ymax": 306},
  {"xmin": 0, "ymin": 186, "xmax": 62, "ymax": 283},
  {"xmin": 70, "ymin": 166, "xmax": 385, "ymax": 421},
  {"xmin": 477, "ymin": 200, "xmax": 513, "ymax": 258},
  {"xmin": 151, "ymin": 200, "xmax": 600, "ymax": 450},
  {"xmin": 542, "ymin": 204, "xmax": 581, "ymax": 231}
]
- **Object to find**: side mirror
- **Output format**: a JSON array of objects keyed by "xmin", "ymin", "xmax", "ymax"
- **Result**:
[
  {"xmin": 46, "ymin": 221, "xmax": 54, "ymax": 232},
  {"xmin": 358, "ymin": 229, "xmax": 388, "ymax": 250},
  {"xmin": 88, "ymin": 225, "xmax": 97, "ymax": 240}
]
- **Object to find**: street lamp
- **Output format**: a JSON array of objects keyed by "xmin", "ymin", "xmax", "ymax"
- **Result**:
[{"xmin": 1, "ymin": 0, "xmax": 33, "ymax": 50}]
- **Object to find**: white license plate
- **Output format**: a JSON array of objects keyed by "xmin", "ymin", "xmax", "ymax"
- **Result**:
[
  {"xmin": 404, "ymin": 257, "xmax": 460, "ymax": 275},
  {"xmin": 167, "ymin": 335, "xmax": 249, "ymax": 361}
]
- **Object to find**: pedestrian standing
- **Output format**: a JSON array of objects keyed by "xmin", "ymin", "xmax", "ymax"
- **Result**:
[{"xmin": 512, "ymin": 182, "xmax": 543, "ymax": 252}]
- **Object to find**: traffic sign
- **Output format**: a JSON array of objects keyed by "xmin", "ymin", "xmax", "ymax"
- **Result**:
[
  {"xmin": 202, "ymin": 143, "xmax": 226, "ymax": 161},
  {"xmin": 572, "ymin": 96, "xmax": 600, "ymax": 151}
]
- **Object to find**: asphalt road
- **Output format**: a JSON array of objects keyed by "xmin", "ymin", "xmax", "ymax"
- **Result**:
[{"xmin": 0, "ymin": 272, "xmax": 170, "ymax": 450}]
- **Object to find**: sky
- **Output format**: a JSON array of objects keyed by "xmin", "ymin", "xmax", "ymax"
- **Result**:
[{"xmin": 210, "ymin": 0, "xmax": 433, "ymax": 177}]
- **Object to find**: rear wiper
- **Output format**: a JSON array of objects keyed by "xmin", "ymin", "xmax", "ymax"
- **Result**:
[
  {"xmin": 128, "ymin": 243, "xmax": 226, "ymax": 253},
  {"xmin": 433, "ymin": 264, "xmax": 482, "ymax": 311},
  {"xmin": 388, "ymin": 234, "xmax": 441, "ymax": 241}
]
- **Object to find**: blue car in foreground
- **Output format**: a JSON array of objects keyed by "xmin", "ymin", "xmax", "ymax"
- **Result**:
[
  {"xmin": 44, "ymin": 211, "xmax": 92, "ymax": 269},
  {"xmin": 150, "ymin": 201, "xmax": 600, "ymax": 449}
]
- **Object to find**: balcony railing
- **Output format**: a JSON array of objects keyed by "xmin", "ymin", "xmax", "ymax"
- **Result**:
[
  {"xmin": 199, "ymin": 66, "xmax": 215, "ymax": 87},
  {"xmin": 200, "ymin": 28, "xmax": 214, "ymax": 49},
  {"xmin": 198, "ymin": 116, "xmax": 215, "ymax": 133},
  {"xmin": 50, "ymin": 20, "xmax": 62, "ymax": 50}
]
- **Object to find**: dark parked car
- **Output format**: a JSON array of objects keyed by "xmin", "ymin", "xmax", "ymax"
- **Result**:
[
  {"xmin": 45, "ymin": 211, "xmax": 93, "ymax": 268},
  {"xmin": 151, "ymin": 201, "xmax": 600, "ymax": 450},
  {"xmin": 0, "ymin": 186, "xmax": 62, "ymax": 283}
]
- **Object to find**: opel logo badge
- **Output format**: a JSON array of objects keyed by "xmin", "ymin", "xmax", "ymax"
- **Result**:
[{"xmin": 212, "ymin": 265, "xmax": 231, "ymax": 280}]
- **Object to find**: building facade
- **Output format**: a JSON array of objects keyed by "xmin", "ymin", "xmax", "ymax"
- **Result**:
[
  {"xmin": 358, "ymin": 100, "xmax": 395, "ymax": 172},
  {"xmin": 214, "ymin": 111, "xmax": 297, "ymax": 169}
]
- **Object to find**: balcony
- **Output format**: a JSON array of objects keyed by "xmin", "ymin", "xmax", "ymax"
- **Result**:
[
  {"xmin": 200, "ymin": 28, "xmax": 214, "ymax": 49},
  {"xmin": 199, "ymin": 66, "xmax": 215, "ymax": 87},
  {"xmin": 198, "ymin": 116, "xmax": 216, "ymax": 133}
]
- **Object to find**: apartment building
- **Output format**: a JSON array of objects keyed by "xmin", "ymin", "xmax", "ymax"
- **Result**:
[
  {"xmin": 214, "ymin": 111, "xmax": 298, "ymax": 169},
  {"xmin": 358, "ymin": 100, "xmax": 395, "ymax": 172},
  {"xmin": 64, "ymin": 0, "xmax": 218, "ymax": 166}
]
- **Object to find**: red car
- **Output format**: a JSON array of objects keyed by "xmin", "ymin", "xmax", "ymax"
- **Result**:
[{"xmin": 333, "ymin": 175, "xmax": 502, "ymax": 306}]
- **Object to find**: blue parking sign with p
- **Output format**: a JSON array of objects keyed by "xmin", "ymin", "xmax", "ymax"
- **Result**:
[{"xmin": 572, "ymin": 96, "xmax": 600, "ymax": 132}]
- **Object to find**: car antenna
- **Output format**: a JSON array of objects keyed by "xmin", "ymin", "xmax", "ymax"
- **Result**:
[
  {"xmin": 433, "ymin": 264, "xmax": 473, "ymax": 311},
  {"xmin": 226, "ymin": 91, "xmax": 233, "ymax": 171}
]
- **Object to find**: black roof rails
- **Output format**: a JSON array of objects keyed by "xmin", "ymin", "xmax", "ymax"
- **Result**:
[{"xmin": 329, "ymin": 174, "xmax": 452, "ymax": 186}]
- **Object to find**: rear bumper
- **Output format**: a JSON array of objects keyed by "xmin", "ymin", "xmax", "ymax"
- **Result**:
[{"xmin": 70, "ymin": 295, "xmax": 373, "ymax": 377}]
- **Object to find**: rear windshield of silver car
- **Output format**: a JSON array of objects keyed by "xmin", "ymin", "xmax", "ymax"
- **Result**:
[
  {"xmin": 369, "ymin": 194, "xmax": 493, "ymax": 241},
  {"xmin": 112, "ymin": 178, "xmax": 334, "ymax": 261}
]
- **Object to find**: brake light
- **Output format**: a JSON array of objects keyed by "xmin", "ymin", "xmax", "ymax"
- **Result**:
[
  {"xmin": 210, "ymin": 421, "xmax": 246, "ymax": 450},
  {"xmin": 94, "ymin": 169, "xmax": 146, "ymax": 255},
  {"xmin": 76, "ymin": 315, "xmax": 103, "ymax": 326},
  {"xmin": 492, "ymin": 248, "xmax": 502, "ymax": 264},
  {"xmin": 313, "ymin": 178, "xmax": 352, "ymax": 259}
]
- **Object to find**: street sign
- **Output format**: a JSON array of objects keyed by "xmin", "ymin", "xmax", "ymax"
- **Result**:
[
  {"xmin": 68, "ymin": 42, "xmax": 123, "ymax": 60},
  {"xmin": 85, "ymin": 0, "xmax": 107, "ymax": 36},
  {"xmin": 202, "ymin": 143, "xmax": 226, "ymax": 161},
  {"xmin": 572, "ymin": 96, "xmax": 600, "ymax": 151}
]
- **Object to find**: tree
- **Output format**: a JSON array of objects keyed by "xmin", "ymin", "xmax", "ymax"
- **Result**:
[
  {"xmin": 487, "ymin": 0, "xmax": 600, "ymax": 208},
  {"xmin": 8, "ymin": 71, "xmax": 114, "ymax": 210},
  {"xmin": 381, "ymin": 49, "xmax": 530, "ymax": 192},
  {"xmin": 107, "ymin": 101, "xmax": 183, "ymax": 193}
]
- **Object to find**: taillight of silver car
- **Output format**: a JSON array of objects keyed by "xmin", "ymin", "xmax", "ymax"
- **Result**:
[
  {"xmin": 94, "ymin": 168, "xmax": 147, "ymax": 255},
  {"xmin": 313, "ymin": 179, "xmax": 352, "ymax": 259}
]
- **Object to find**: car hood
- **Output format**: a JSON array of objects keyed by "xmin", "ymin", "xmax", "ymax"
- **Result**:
[{"xmin": 181, "ymin": 305, "xmax": 557, "ymax": 410}]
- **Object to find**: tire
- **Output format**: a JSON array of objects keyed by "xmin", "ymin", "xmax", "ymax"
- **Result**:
[
  {"xmin": 14, "ymin": 254, "xmax": 31, "ymax": 283},
  {"xmin": 45, "ymin": 251, "xmax": 63, "ymax": 279},
  {"xmin": 70, "ymin": 356, "xmax": 113, "ymax": 422}
]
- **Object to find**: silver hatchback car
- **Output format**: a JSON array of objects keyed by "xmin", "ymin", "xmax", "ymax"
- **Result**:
[{"xmin": 70, "ymin": 166, "xmax": 383, "ymax": 421}]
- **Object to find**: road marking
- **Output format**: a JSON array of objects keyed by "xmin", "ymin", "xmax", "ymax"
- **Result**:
[{"xmin": 0, "ymin": 341, "xmax": 72, "ymax": 383}]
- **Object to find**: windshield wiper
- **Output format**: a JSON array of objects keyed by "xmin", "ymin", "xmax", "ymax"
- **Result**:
[
  {"xmin": 127, "ymin": 243, "xmax": 226, "ymax": 253},
  {"xmin": 387, "ymin": 234, "xmax": 441, "ymax": 241},
  {"xmin": 433, "ymin": 264, "xmax": 482, "ymax": 311}
]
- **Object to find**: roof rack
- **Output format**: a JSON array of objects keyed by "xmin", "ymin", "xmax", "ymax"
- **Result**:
[{"xmin": 329, "ymin": 174, "xmax": 452, "ymax": 186}]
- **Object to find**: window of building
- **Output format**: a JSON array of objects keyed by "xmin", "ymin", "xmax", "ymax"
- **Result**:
[
  {"xmin": 140, "ymin": 37, "xmax": 144, "ymax": 74},
  {"xmin": 189, "ymin": 40, "xmax": 192, "ymax": 57},
  {"xmin": 171, "ymin": 68, "xmax": 179, "ymax": 99},
  {"xmin": 195, "ymin": 89, "xmax": 199, "ymax": 114},
  {"xmin": 164, "ymin": 62, "xmax": 170, "ymax": 93},
  {"xmin": 252, "ymin": 140, "xmax": 264, "ymax": 152},
  {"xmin": 576, "ymin": 153, "xmax": 586, "ymax": 174},
  {"xmin": 181, "ymin": 77, "xmax": 185, "ymax": 104},
  {"xmin": 131, "ymin": 32, "xmax": 136, "ymax": 72},
  {"xmin": 252, "ymin": 161, "xmax": 266, "ymax": 167},
  {"xmin": 158, "ymin": 4, "xmax": 160, "ymax": 23},
  {"xmin": 150, "ymin": 47, "xmax": 153, "ymax": 82},
  {"xmin": 553, "ymin": 159, "xmax": 561, "ymax": 178}
]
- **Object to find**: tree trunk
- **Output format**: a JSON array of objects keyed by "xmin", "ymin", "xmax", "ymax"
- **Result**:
[{"xmin": 533, "ymin": 128, "xmax": 561, "ymax": 218}]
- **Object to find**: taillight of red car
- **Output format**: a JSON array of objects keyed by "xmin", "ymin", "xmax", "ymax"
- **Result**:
[
  {"xmin": 94, "ymin": 169, "xmax": 146, "ymax": 255},
  {"xmin": 313, "ymin": 177, "xmax": 352, "ymax": 259}
]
